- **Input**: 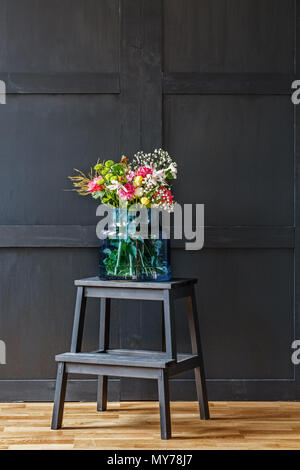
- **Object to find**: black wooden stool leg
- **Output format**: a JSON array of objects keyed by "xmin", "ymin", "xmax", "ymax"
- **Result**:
[
  {"xmin": 70, "ymin": 286, "xmax": 87, "ymax": 353},
  {"xmin": 161, "ymin": 301, "xmax": 166, "ymax": 352},
  {"xmin": 97, "ymin": 298, "xmax": 111, "ymax": 411},
  {"xmin": 158, "ymin": 369, "xmax": 171, "ymax": 439},
  {"xmin": 52, "ymin": 287, "xmax": 86, "ymax": 430},
  {"xmin": 97, "ymin": 376, "xmax": 108, "ymax": 411},
  {"xmin": 163, "ymin": 290, "xmax": 177, "ymax": 360},
  {"xmin": 187, "ymin": 288, "xmax": 210, "ymax": 420},
  {"xmin": 51, "ymin": 362, "xmax": 68, "ymax": 430}
]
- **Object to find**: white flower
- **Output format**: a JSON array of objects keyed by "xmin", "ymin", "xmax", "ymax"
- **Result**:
[
  {"xmin": 134, "ymin": 187, "xmax": 143, "ymax": 197},
  {"xmin": 107, "ymin": 181, "xmax": 121, "ymax": 191},
  {"xmin": 151, "ymin": 168, "xmax": 166, "ymax": 184},
  {"xmin": 167, "ymin": 162, "xmax": 177, "ymax": 178},
  {"xmin": 132, "ymin": 148, "xmax": 177, "ymax": 174}
]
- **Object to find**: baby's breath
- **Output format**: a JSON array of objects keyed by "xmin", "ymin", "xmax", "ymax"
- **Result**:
[{"xmin": 133, "ymin": 148, "xmax": 177, "ymax": 174}]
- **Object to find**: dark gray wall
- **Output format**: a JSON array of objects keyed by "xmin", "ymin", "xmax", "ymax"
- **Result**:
[{"xmin": 0, "ymin": 0, "xmax": 298, "ymax": 401}]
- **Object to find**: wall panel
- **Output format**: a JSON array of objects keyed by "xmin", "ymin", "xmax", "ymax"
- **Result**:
[{"xmin": 164, "ymin": 0, "xmax": 294, "ymax": 73}]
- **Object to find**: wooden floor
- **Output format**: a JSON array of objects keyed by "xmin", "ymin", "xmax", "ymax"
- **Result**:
[{"xmin": 1, "ymin": 401, "xmax": 300, "ymax": 450}]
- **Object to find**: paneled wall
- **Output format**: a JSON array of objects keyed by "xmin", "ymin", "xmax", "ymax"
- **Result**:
[{"xmin": 0, "ymin": 0, "xmax": 298, "ymax": 400}]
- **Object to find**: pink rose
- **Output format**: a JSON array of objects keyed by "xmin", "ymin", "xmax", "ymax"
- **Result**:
[
  {"xmin": 88, "ymin": 177, "xmax": 102, "ymax": 194},
  {"xmin": 136, "ymin": 166, "xmax": 153, "ymax": 178},
  {"xmin": 118, "ymin": 183, "xmax": 135, "ymax": 200}
]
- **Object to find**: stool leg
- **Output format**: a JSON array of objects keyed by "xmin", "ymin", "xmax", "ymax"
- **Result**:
[
  {"xmin": 158, "ymin": 369, "xmax": 171, "ymax": 439},
  {"xmin": 70, "ymin": 286, "xmax": 87, "ymax": 353},
  {"xmin": 161, "ymin": 302, "xmax": 166, "ymax": 352},
  {"xmin": 187, "ymin": 288, "xmax": 210, "ymax": 420},
  {"xmin": 51, "ymin": 362, "xmax": 68, "ymax": 430},
  {"xmin": 97, "ymin": 376, "xmax": 108, "ymax": 411},
  {"xmin": 97, "ymin": 298, "xmax": 111, "ymax": 411},
  {"xmin": 163, "ymin": 290, "xmax": 177, "ymax": 361}
]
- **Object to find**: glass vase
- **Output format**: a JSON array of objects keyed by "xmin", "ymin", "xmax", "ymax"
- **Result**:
[{"xmin": 99, "ymin": 208, "xmax": 171, "ymax": 281}]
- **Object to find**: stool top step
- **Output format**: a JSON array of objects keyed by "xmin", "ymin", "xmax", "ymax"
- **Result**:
[
  {"xmin": 74, "ymin": 277, "xmax": 197, "ymax": 290},
  {"xmin": 56, "ymin": 351, "xmax": 175, "ymax": 368}
]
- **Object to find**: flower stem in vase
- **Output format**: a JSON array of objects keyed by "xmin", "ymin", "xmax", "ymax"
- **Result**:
[
  {"xmin": 129, "ymin": 253, "xmax": 133, "ymax": 277},
  {"xmin": 114, "ymin": 239, "xmax": 122, "ymax": 276}
]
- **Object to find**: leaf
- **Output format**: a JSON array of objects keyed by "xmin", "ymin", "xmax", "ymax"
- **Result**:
[
  {"xmin": 109, "ymin": 240, "xmax": 120, "ymax": 247},
  {"xmin": 166, "ymin": 170, "xmax": 173, "ymax": 180},
  {"xmin": 156, "ymin": 267, "xmax": 166, "ymax": 274},
  {"xmin": 130, "ymin": 234, "xmax": 144, "ymax": 243},
  {"xmin": 92, "ymin": 191, "xmax": 103, "ymax": 199},
  {"xmin": 128, "ymin": 244, "xmax": 137, "ymax": 258}
]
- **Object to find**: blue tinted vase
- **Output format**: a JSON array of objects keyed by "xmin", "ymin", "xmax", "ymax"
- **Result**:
[{"xmin": 99, "ymin": 209, "xmax": 171, "ymax": 281}]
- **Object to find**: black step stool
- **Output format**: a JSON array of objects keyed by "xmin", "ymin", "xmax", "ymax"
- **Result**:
[{"xmin": 51, "ymin": 277, "xmax": 210, "ymax": 439}]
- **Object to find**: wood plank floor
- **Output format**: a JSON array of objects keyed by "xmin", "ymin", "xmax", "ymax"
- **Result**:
[{"xmin": 1, "ymin": 401, "xmax": 300, "ymax": 450}]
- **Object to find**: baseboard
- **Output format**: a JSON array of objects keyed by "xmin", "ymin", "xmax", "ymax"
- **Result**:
[{"xmin": 0, "ymin": 378, "xmax": 297, "ymax": 402}]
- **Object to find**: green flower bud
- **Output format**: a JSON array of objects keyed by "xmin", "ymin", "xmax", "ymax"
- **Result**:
[
  {"xmin": 94, "ymin": 163, "xmax": 104, "ymax": 171},
  {"xmin": 105, "ymin": 160, "xmax": 114, "ymax": 168},
  {"xmin": 112, "ymin": 164, "xmax": 125, "ymax": 176}
]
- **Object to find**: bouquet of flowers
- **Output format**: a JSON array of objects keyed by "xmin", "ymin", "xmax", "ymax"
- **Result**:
[
  {"xmin": 69, "ymin": 148, "xmax": 177, "ymax": 212},
  {"xmin": 69, "ymin": 149, "xmax": 177, "ymax": 281}
]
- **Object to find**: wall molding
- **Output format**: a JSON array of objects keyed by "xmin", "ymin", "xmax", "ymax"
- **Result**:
[
  {"xmin": 163, "ymin": 73, "xmax": 295, "ymax": 95},
  {"xmin": 0, "ymin": 73, "xmax": 120, "ymax": 94},
  {"xmin": 0, "ymin": 378, "xmax": 296, "ymax": 402},
  {"xmin": 0, "ymin": 225, "xmax": 294, "ymax": 249}
]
